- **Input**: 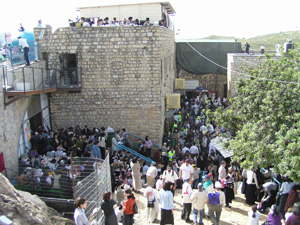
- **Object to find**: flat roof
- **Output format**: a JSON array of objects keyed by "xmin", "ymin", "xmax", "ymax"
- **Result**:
[
  {"xmin": 77, "ymin": 0, "xmax": 175, "ymax": 14},
  {"xmin": 176, "ymin": 39, "xmax": 238, "ymax": 43}
]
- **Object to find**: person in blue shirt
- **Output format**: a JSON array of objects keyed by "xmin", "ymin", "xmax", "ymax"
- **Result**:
[
  {"xmin": 91, "ymin": 141, "xmax": 102, "ymax": 159},
  {"xmin": 159, "ymin": 181, "xmax": 174, "ymax": 225}
]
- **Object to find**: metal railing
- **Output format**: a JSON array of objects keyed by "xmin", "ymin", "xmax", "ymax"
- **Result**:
[
  {"xmin": 75, "ymin": 154, "xmax": 111, "ymax": 224},
  {"xmin": 127, "ymin": 132, "xmax": 161, "ymax": 149},
  {"xmin": 2, "ymin": 66, "xmax": 82, "ymax": 93},
  {"xmin": 4, "ymin": 41, "xmax": 39, "ymax": 66},
  {"xmin": 118, "ymin": 144, "xmax": 154, "ymax": 164},
  {"xmin": 16, "ymin": 156, "xmax": 100, "ymax": 199}
]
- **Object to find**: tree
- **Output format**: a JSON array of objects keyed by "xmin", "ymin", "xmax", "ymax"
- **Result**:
[{"xmin": 213, "ymin": 48, "xmax": 300, "ymax": 181}]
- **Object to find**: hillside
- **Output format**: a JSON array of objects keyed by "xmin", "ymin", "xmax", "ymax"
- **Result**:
[{"xmin": 204, "ymin": 30, "xmax": 300, "ymax": 50}]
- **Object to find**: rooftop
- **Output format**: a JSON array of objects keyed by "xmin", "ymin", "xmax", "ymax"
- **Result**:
[{"xmin": 76, "ymin": 0, "xmax": 176, "ymax": 14}]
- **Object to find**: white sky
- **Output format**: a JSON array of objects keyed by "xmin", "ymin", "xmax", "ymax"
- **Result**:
[{"xmin": 1, "ymin": 0, "xmax": 299, "ymax": 40}]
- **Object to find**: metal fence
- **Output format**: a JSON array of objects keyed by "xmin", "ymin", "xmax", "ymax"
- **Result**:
[
  {"xmin": 75, "ymin": 154, "xmax": 111, "ymax": 224},
  {"xmin": 16, "ymin": 156, "xmax": 100, "ymax": 199},
  {"xmin": 3, "ymin": 41, "xmax": 39, "ymax": 66},
  {"xmin": 2, "ymin": 66, "xmax": 82, "ymax": 93}
]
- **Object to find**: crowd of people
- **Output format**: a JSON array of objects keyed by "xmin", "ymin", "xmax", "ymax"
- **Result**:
[
  {"xmin": 15, "ymin": 89, "xmax": 300, "ymax": 225},
  {"xmin": 69, "ymin": 16, "xmax": 167, "ymax": 28}
]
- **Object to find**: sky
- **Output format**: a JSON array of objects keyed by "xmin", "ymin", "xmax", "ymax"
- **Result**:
[{"xmin": 1, "ymin": 0, "xmax": 299, "ymax": 41}]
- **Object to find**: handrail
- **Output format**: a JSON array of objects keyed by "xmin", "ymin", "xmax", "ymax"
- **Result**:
[
  {"xmin": 127, "ymin": 132, "xmax": 161, "ymax": 149},
  {"xmin": 118, "ymin": 144, "xmax": 154, "ymax": 164}
]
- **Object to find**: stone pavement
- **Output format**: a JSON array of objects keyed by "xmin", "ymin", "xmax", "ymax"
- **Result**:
[{"xmin": 126, "ymin": 187, "xmax": 268, "ymax": 225}]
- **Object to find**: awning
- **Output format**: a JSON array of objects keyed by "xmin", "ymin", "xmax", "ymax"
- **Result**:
[
  {"xmin": 176, "ymin": 40, "xmax": 242, "ymax": 75},
  {"xmin": 210, "ymin": 136, "xmax": 233, "ymax": 158}
]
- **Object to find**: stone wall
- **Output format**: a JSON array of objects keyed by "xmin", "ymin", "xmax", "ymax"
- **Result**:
[
  {"xmin": 178, "ymin": 66, "xmax": 227, "ymax": 98},
  {"xmin": 227, "ymin": 54, "xmax": 281, "ymax": 98},
  {"xmin": 35, "ymin": 26, "xmax": 175, "ymax": 145},
  {"xmin": 0, "ymin": 68, "xmax": 31, "ymax": 179}
]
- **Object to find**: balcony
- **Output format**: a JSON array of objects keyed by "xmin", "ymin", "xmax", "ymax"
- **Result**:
[{"xmin": 1, "ymin": 65, "xmax": 82, "ymax": 98}]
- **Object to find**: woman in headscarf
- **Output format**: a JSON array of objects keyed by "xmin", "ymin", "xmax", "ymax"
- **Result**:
[
  {"xmin": 130, "ymin": 158, "xmax": 142, "ymax": 193},
  {"xmin": 144, "ymin": 186, "xmax": 159, "ymax": 223}
]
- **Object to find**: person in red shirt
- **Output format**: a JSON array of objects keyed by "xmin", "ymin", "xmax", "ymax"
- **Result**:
[{"xmin": 122, "ymin": 189, "xmax": 136, "ymax": 225}]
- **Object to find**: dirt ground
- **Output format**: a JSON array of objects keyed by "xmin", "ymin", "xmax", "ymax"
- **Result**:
[{"xmin": 128, "ymin": 187, "xmax": 268, "ymax": 225}]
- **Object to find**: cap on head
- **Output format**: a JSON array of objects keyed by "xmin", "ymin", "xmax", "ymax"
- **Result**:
[
  {"xmin": 203, "ymin": 174, "xmax": 210, "ymax": 179},
  {"xmin": 215, "ymin": 181, "xmax": 222, "ymax": 189},
  {"xmin": 145, "ymin": 186, "xmax": 153, "ymax": 193},
  {"xmin": 185, "ymin": 159, "xmax": 190, "ymax": 163},
  {"xmin": 198, "ymin": 183, "xmax": 203, "ymax": 188}
]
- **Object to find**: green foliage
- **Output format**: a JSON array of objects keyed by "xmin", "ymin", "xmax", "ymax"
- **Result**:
[{"xmin": 213, "ymin": 48, "xmax": 300, "ymax": 181}]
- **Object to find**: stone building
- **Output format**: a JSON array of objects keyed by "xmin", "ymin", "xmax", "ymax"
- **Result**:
[
  {"xmin": 0, "ymin": 1, "xmax": 176, "ymax": 179},
  {"xmin": 34, "ymin": 25, "xmax": 175, "ymax": 146},
  {"xmin": 227, "ymin": 53, "xmax": 281, "ymax": 98}
]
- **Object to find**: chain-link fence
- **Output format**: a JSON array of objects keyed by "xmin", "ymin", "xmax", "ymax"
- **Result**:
[{"xmin": 75, "ymin": 154, "xmax": 111, "ymax": 224}]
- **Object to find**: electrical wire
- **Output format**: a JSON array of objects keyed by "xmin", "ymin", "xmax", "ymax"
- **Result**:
[{"xmin": 186, "ymin": 42, "xmax": 300, "ymax": 85}]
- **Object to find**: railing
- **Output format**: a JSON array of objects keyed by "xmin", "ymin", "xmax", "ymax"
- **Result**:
[
  {"xmin": 16, "ymin": 150, "xmax": 111, "ymax": 224},
  {"xmin": 16, "ymin": 156, "xmax": 101, "ymax": 199},
  {"xmin": 119, "ymin": 144, "xmax": 154, "ymax": 164},
  {"xmin": 74, "ymin": 154, "xmax": 111, "ymax": 224},
  {"xmin": 4, "ymin": 41, "xmax": 39, "ymax": 66},
  {"xmin": 127, "ymin": 132, "xmax": 161, "ymax": 149},
  {"xmin": 2, "ymin": 66, "xmax": 81, "ymax": 93}
]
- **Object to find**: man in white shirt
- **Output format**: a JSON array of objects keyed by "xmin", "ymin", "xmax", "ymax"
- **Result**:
[
  {"xmin": 180, "ymin": 159, "xmax": 193, "ymax": 182},
  {"xmin": 218, "ymin": 160, "xmax": 227, "ymax": 182},
  {"xmin": 146, "ymin": 163, "xmax": 158, "ymax": 188},
  {"xmin": 191, "ymin": 183, "xmax": 206, "ymax": 225},
  {"xmin": 181, "ymin": 178, "xmax": 194, "ymax": 223},
  {"xmin": 174, "ymin": 113, "xmax": 179, "ymax": 123},
  {"xmin": 182, "ymin": 146, "xmax": 190, "ymax": 155},
  {"xmin": 18, "ymin": 36, "xmax": 30, "ymax": 66},
  {"xmin": 209, "ymin": 142, "xmax": 217, "ymax": 153},
  {"xmin": 208, "ymin": 123, "xmax": 215, "ymax": 134},
  {"xmin": 206, "ymin": 181, "xmax": 226, "ymax": 225},
  {"xmin": 155, "ymin": 175, "xmax": 163, "ymax": 191},
  {"xmin": 189, "ymin": 143, "xmax": 199, "ymax": 156},
  {"xmin": 200, "ymin": 124, "xmax": 207, "ymax": 132},
  {"xmin": 162, "ymin": 164, "xmax": 179, "ymax": 195}
]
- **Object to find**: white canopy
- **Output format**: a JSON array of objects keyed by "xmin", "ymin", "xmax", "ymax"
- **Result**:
[{"xmin": 210, "ymin": 136, "xmax": 233, "ymax": 158}]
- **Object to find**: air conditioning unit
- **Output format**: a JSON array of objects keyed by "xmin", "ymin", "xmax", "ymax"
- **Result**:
[
  {"xmin": 175, "ymin": 79, "xmax": 185, "ymax": 89},
  {"xmin": 167, "ymin": 94, "xmax": 180, "ymax": 109}
]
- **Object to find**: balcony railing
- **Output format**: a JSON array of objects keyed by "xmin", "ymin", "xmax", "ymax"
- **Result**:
[
  {"xmin": 3, "ymin": 41, "xmax": 39, "ymax": 67},
  {"xmin": 1, "ymin": 66, "xmax": 82, "ymax": 96}
]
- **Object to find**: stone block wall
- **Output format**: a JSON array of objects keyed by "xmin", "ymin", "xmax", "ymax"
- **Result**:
[
  {"xmin": 178, "ymin": 66, "xmax": 227, "ymax": 98},
  {"xmin": 0, "ymin": 68, "xmax": 31, "ymax": 179},
  {"xmin": 227, "ymin": 54, "xmax": 281, "ymax": 98},
  {"xmin": 35, "ymin": 26, "xmax": 175, "ymax": 145}
]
